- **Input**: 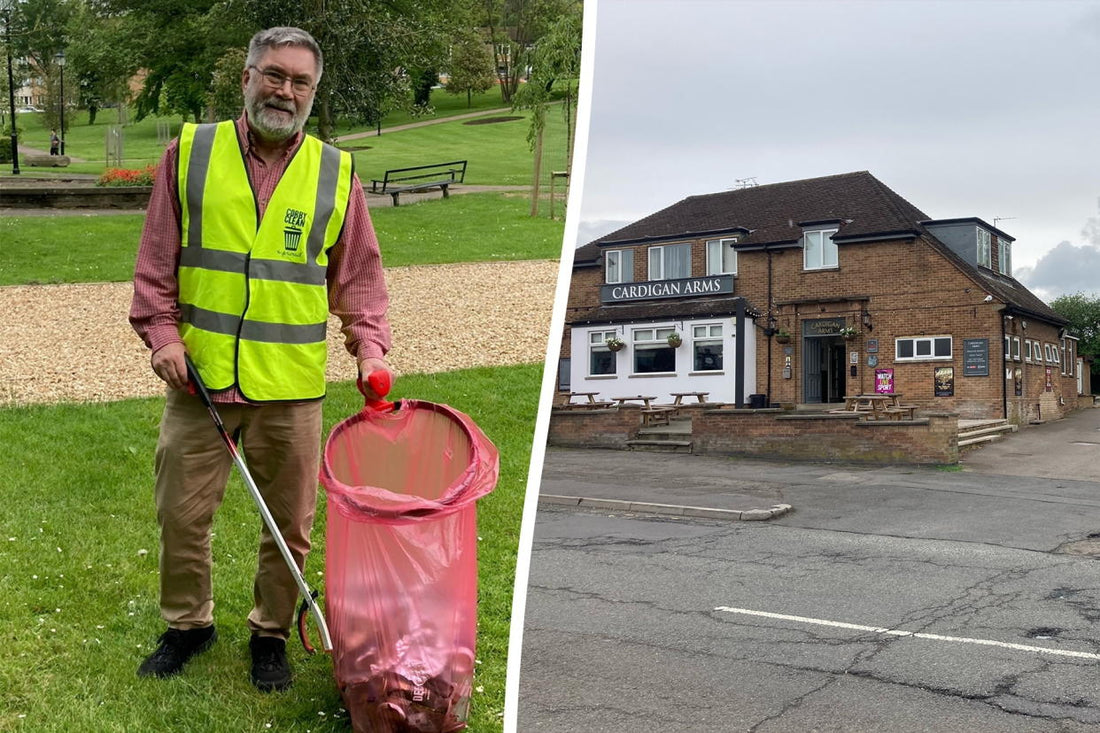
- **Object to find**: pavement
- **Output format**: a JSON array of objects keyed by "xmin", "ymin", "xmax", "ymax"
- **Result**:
[{"xmin": 538, "ymin": 402, "xmax": 1100, "ymax": 521}]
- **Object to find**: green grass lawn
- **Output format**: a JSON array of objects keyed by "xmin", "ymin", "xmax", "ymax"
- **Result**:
[
  {"xmin": 0, "ymin": 363, "xmax": 540, "ymax": 732},
  {"xmin": 0, "ymin": 192, "xmax": 564, "ymax": 286}
]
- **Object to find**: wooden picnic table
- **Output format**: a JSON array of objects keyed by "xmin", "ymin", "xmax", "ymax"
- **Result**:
[
  {"xmin": 670, "ymin": 391, "xmax": 709, "ymax": 405},
  {"xmin": 837, "ymin": 394, "xmax": 916, "ymax": 420},
  {"xmin": 560, "ymin": 391, "xmax": 612, "ymax": 409},
  {"xmin": 611, "ymin": 395, "xmax": 659, "ymax": 407}
]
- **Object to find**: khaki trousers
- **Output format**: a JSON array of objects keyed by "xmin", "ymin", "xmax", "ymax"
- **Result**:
[{"xmin": 154, "ymin": 388, "xmax": 323, "ymax": 639}]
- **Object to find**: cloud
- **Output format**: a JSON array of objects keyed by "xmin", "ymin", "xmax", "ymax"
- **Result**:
[{"xmin": 1014, "ymin": 240, "xmax": 1100, "ymax": 301}]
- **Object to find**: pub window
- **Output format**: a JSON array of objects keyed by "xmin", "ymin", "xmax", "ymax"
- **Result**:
[
  {"xmin": 588, "ymin": 330, "xmax": 618, "ymax": 376},
  {"xmin": 998, "ymin": 237, "xmax": 1012, "ymax": 276},
  {"xmin": 1044, "ymin": 343, "xmax": 1056, "ymax": 363},
  {"xmin": 1012, "ymin": 337, "xmax": 1021, "ymax": 361},
  {"xmin": 648, "ymin": 243, "xmax": 692, "ymax": 281},
  {"xmin": 1024, "ymin": 340, "xmax": 1032, "ymax": 362},
  {"xmin": 1004, "ymin": 335, "xmax": 1011, "ymax": 361},
  {"xmin": 896, "ymin": 335, "xmax": 952, "ymax": 361},
  {"xmin": 705, "ymin": 238, "xmax": 737, "ymax": 275},
  {"xmin": 605, "ymin": 249, "xmax": 634, "ymax": 284},
  {"xmin": 632, "ymin": 326, "xmax": 677, "ymax": 374},
  {"xmin": 803, "ymin": 228, "xmax": 839, "ymax": 270},
  {"xmin": 977, "ymin": 229, "xmax": 992, "ymax": 268},
  {"xmin": 692, "ymin": 324, "xmax": 724, "ymax": 371}
]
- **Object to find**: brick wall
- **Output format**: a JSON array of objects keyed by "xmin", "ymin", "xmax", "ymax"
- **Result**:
[
  {"xmin": 546, "ymin": 406, "xmax": 960, "ymax": 464},
  {"xmin": 564, "ymin": 234, "xmax": 1081, "ymax": 423}
]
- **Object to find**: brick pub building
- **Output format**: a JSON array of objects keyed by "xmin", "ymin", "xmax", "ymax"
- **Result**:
[{"xmin": 563, "ymin": 172, "xmax": 1092, "ymax": 424}]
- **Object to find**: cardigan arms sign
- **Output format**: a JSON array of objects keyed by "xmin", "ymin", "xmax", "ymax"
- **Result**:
[{"xmin": 601, "ymin": 275, "xmax": 734, "ymax": 303}]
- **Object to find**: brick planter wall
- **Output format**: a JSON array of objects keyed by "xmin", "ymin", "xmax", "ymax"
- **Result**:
[
  {"xmin": 0, "ymin": 185, "xmax": 152, "ymax": 208},
  {"xmin": 548, "ymin": 406, "xmax": 645, "ymax": 450},
  {"xmin": 547, "ymin": 407, "xmax": 960, "ymax": 464},
  {"xmin": 693, "ymin": 409, "xmax": 958, "ymax": 464}
]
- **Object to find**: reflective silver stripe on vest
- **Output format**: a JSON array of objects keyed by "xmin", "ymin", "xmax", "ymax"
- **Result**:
[
  {"xmin": 180, "ymin": 246, "xmax": 247, "ymax": 273},
  {"xmin": 185, "ymin": 124, "xmax": 220, "ymax": 249},
  {"xmin": 307, "ymin": 144, "xmax": 343, "ymax": 264},
  {"xmin": 179, "ymin": 247, "xmax": 325, "ymax": 286},
  {"xmin": 180, "ymin": 303, "xmax": 326, "ymax": 345},
  {"xmin": 180, "ymin": 303, "xmax": 241, "ymax": 335},
  {"xmin": 250, "ymin": 258, "xmax": 326, "ymax": 286}
]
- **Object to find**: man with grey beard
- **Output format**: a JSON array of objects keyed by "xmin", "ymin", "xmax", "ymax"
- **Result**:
[{"xmin": 129, "ymin": 27, "xmax": 391, "ymax": 692}]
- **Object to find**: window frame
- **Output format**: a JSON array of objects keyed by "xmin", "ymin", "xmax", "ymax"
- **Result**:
[
  {"xmin": 647, "ymin": 243, "xmax": 692, "ymax": 281},
  {"xmin": 998, "ymin": 237, "xmax": 1011, "ymax": 275},
  {"xmin": 895, "ymin": 335, "xmax": 953, "ymax": 362},
  {"xmin": 587, "ymin": 329, "xmax": 618, "ymax": 377},
  {"xmin": 1012, "ymin": 336, "xmax": 1021, "ymax": 361},
  {"xmin": 605, "ymin": 249, "xmax": 634, "ymax": 285},
  {"xmin": 691, "ymin": 323, "xmax": 724, "ymax": 372},
  {"xmin": 705, "ymin": 238, "xmax": 738, "ymax": 276},
  {"xmin": 631, "ymin": 326, "xmax": 677, "ymax": 374},
  {"xmin": 803, "ymin": 228, "xmax": 839, "ymax": 271},
  {"xmin": 977, "ymin": 229, "xmax": 992, "ymax": 268}
]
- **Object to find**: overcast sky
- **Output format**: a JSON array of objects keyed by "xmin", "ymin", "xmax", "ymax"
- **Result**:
[{"xmin": 574, "ymin": 0, "xmax": 1100, "ymax": 302}]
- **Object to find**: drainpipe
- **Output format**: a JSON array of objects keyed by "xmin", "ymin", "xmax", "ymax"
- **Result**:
[
  {"xmin": 735, "ymin": 298, "xmax": 746, "ymax": 408},
  {"xmin": 1000, "ymin": 307, "xmax": 1008, "ymax": 420},
  {"xmin": 766, "ymin": 246, "xmax": 774, "ymax": 404}
]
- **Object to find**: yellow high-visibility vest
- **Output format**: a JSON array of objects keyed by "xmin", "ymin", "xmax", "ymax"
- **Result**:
[{"xmin": 176, "ymin": 120, "xmax": 353, "ymax": 401}]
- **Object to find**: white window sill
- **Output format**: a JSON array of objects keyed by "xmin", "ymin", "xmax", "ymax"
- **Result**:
[
  {"xmin": 688, "ymin": 371, "xmax": 725, "ymax": 376},
  {"xmin": 895, "ymin": 357, "xmax": 953, "ymax": 363},
  {"xmin": 628, "ymin": 372, "xmax": 677, "ymax": 378},
  {"xmin": 585, "ymin": 374, "xmax": 617, "ymax": 380}
]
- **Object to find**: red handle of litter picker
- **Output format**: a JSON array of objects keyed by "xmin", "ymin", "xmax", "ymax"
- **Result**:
[
  {"xmin": 298, "ymin": 593, "xmax": 319, "ymax": 655},
  {"xmin": 357, "ymin": 368, "xmax": 395, "ymax": 412}
]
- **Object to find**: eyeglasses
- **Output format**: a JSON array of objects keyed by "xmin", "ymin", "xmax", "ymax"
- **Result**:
[{"xmin": 250, "ymin": 66, "xmax": 315, "ymax": 96}]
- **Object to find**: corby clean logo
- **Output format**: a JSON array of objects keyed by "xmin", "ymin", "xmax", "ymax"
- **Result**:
[{"xmin": 283, "ymin": 208, "xmax": 308, "ymax": 255}]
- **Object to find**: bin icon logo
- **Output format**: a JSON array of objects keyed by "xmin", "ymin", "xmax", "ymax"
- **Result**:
[{"xmin": 283, "ymin": 208, "xmax": 307, "ymax": 254}]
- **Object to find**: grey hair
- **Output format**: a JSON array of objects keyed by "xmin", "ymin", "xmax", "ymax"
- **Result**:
[{"xmin": 246, "ymin": 27, "xmax": 323, "ymax": 81}]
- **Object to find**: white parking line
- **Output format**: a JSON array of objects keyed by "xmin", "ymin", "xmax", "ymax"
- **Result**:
[{"xmin": 713, "ymin": 606, "xmax": 1100, "ymax": 661}]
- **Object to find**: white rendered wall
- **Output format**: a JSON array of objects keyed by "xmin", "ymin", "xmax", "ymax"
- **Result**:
[{"xmin": 569, "ymin": 317, "xmax": 757, "ymax": 404}]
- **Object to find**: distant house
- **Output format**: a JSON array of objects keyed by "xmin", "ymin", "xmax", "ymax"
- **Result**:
[{"xmin": 563, "ymin": 171, "xmax": 1090, "ymax": 423}]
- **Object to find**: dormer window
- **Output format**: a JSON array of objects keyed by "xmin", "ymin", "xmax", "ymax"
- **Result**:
[
  {"xmin": 605, "ymin": 249, "xmax": 634, "ymax": 284},
  {"xmin": 977, "ymin": 229, "xmax": 992, "ymax": 268},
  {"xmin": 998, "ymin": 237, "xmax": 1011, "ymax": 276},
  {"xmin": 705, "ymin": 237, "xmax": 738, "ymax": 275},
  {"xmin": 648, "ymin": 243, "xmax": 691, "ymax": 280},
  {"xmin": 803, "ymin": 228, "xmax": 839, "ymax": 270}
]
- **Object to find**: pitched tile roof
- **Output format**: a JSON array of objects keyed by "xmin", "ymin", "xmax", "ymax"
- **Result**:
[{"xmin": 574, "ymin": 171, "xmax": 1066, "ymax": 327}]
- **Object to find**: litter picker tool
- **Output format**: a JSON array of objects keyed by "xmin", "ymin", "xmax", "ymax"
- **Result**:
[{"xmin": 184, "ymin": 354, "xmax": 334, "ymax": 653}]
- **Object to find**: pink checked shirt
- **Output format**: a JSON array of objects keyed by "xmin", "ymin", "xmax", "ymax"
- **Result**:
[{"xmin": 129, "ymin": 114, "xmax": 391, "ymax": 403}]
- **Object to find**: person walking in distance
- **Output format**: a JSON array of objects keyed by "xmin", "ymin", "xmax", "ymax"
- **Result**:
[
  {"xmin": 49, "ymin": 130, "xmax": 60, "ymax": 155},
  {"xmin": 129, "ymin": 26, "xmax": 391, "ymax": 692}
]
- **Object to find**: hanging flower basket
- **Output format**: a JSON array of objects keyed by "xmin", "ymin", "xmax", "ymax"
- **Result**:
[
  {"xmin": 774, "ymin": 330, "xmax": 791, "ymax": 344},
  {"xmin": 606, "ymin": 336, "xmax": 625, "ymax": 352},
  {"xmin": 667, "ymin": 332, "xmax": 683, "ymax": 348},
  {"xmin": 839, "ymin": 326, "xmax": 858, "ymax": 341}
]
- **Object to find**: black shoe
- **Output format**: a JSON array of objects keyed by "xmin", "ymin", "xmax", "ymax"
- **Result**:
[
  {"xmin": 250, "ymin": 635, "xmax": 292, "ymax": 692},
  {"xmin": 137, "ymin": 625, "xmax": 217, "ymax": 678}
]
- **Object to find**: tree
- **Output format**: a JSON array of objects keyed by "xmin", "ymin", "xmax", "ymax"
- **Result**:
[
  {"xmin": 10, "ymin": 0, "xmax": 74, "ymax": 132},
  {"xmin": 64, "ymin": 4, "xmax": 141, "ymax": 125},
  {"xmin": 445, "ymin": 27, "xmax": 495, "ymax": 107},
  {"xmin": 511, "ymin": 1, "xmax": 581, "ymax": 216},
  {"xmin": 1051, "ymin": 292, "xmax": 1100, "ymax": 376},
  {"xmin": 206, "ymin": 47, "xmax": 246, "ymax": 121},
  {"xmin": 479, "ymin": 0, "xmax": 571, "ymax": 104}
]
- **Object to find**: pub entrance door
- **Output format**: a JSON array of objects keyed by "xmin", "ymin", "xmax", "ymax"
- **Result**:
[{"xmin": 803, "ymin": 334, "xmax": 846, "ymax": 404}]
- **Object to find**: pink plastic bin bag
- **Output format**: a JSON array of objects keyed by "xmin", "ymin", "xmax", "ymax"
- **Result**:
[{"xmin": 321, "ymin": 399, "xmax": 498, "ymax": 733}]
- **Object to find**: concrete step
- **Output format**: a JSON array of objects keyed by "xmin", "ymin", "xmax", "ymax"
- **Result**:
[
  {"xmin": 958, "ymin": 433, "xmax": 1005, "ymax": 448},
  {"xmin": 625, "ymin": 439, "xmax": 693, "ymax": 454},
  {"xmin": 958, "ymin": 422, "xmax": 1017, "ymax": 441}
]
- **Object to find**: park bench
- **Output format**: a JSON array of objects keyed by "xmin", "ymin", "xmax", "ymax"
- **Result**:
[{"xmin": 369, "ymin": 160, "xmax": 467, "ymax": 206}]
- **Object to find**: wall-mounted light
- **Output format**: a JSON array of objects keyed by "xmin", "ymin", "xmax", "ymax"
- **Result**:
[
  {"xmin": 861, "ymin": 312, "xmax": 873, "ymax": 331},
  {"xmin": 1021, "ymin": 320, "xmax": 1028, "ymax": 330}
]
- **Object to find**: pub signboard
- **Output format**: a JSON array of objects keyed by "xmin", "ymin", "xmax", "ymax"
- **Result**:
[{"xmin": 600, "ymin": 275, "xmax": 734, "ymax": 303}]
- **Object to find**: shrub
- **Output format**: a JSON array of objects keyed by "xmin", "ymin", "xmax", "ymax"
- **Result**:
[{"xmin": 96, "ymin": 165, "xmax": 157, "ymax": 187}]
